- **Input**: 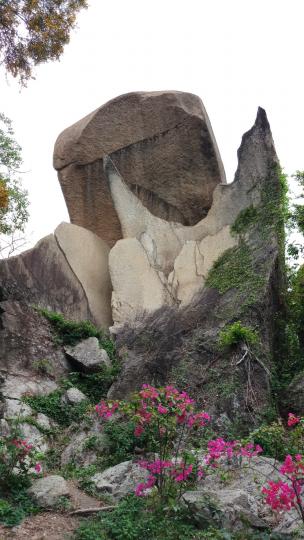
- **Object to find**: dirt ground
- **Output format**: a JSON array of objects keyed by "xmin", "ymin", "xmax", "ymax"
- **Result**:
[{"xmin": 0, "ymin": 481, "xmax": 104, "ymax": 540}]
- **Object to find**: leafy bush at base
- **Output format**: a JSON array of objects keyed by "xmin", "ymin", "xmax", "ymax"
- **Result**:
[
  {"xmin": 63, "ymin": 367, "xmax": 120, "ymax": 405},
  {"xmin": 23, "ymin": 390, "xmax": 90, "ymax": 427},
  {"xmin": 39, "ymin": 309, "xmax": 116, "ymax": 359},
  {"xmin": 74, "ymin": 495, "xmax": 223, "ymax": 540},
  {"xmin": 0, "ymin": 488, "xmax": 39, "ymax": 527}
]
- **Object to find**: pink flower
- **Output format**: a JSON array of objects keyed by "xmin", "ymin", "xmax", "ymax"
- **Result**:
[
  {"xmin": 262, "ymin": 480, "xmax": 297, "ymax": 511},
  {"xmin": 171, "ymin": 463, "xmax": 193, "ymax": 482},
  {"xmin": 139, "ymin": 384, "xmax": 159, "ymax": 400},
  {"xmin": 95, "ymin": 400, "xmax": 119, "ymax": 419},
  {"xmin": 134, "ymin": 424, "xmax": 144, "ymax": 437},
  {"xmin": 157, "ymin": 404, "xmax": 168, "ymax": 414},
  {"xmin": 34, "ymin": 463, "xmax": 42, "ymax": 474},
  {"xmin": 287, "ymin": 413, "xmax": 301, "ymax": 427},
  {"xmin": 135, "ymin": 474, "xmax": 156, "ymax": 496}
]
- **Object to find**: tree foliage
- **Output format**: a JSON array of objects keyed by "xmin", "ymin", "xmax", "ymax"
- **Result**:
[
  {"xmin": 0, "ymin": 0, "xmax": 87, "ymax": 84},
  {"xmin": 0, "ymin": 113, "xmax": 29, "ymax": 240}
]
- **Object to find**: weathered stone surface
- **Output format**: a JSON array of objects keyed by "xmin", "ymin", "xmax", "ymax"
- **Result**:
[
  {"xmin": 182, "ymin": 489, "xmax": 267, "ymax": 532},
  {"xmin": 54, "ymin": 91, "xmax": 225, "ymax": 247},
  {"xmin": 65, "ymin": 337, "xmax": 110, "ymax": 373},
  {"xmin": 28, "ymin": 475, "xmax": 70, "ymax": 508},
  {"xmin": 62, "ymin": 387, "xmax": 87, "ymax": 405},
  {"xmin": 110, "ymin": 238, "xmax": 173, "ymax": 329},
  {"xmin": 91, "ymin": 461, "xmax": 149, "ymax": 500},
  {"xmin": 107, "ymin": 108, "xmax": 276, "ymax": 329},
  {"xmin": 108, "ymin": 108, "xmax": 284, "ymax": 429},
  {"xmin": 61, "ymin": 431, "xmax": 108, "ymax": 467},
  {"xmin": 0, "ymin": 222, "xmax": 112, "ymax": 331},
  {"xmin": 3, "ymin": 399, "xmax": 32, "ymax": 419},
  {"xmin": 0, "ymin": 233, "xmax": 89, "ymax": 321},
  {"xmin": 0, "ymin": 301, "xmax": 68, "ymax": 380},
  {"xmin": 55, "ymin": 222, "xmax": 112, "ymax": 328},
  {"xmin": 1, "ymin": 371, "xmax": 58, "ymax": 399},
  {"xmin": 19, "ymin": 422, "xmax": 49, "ymax": 452},
  {"xmin": 285, "ymin": 371, "xmax": 304, "ymax": 416}
]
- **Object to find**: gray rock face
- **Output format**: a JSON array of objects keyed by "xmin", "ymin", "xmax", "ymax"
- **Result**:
[
  {"xmin": 182, "ymin": 457, "xmax": 303, "ymax": 536},
  {"xmin": 18, "ymin": 422, "xmax": 49, "ymax": 452},
  {"xmin": 285, "ymin": 371, "xmax": 304, "ymax": 416},
  {"xmin": 0, "ymin": 301, "xmax": 68, "ymax": 378},
  {"xmin": 0, "ymin": 222, "xmax": 112, "ymax": 331},
  {"xmin": 61, "ymin": 431, "xmax": 108, "ymax": 467},
  {"xmin": 28, "ymin": 475, "xmax": 70, "ymax": 508},
  {"xmin": 108, "ymin": 108, "xmax": 284, "ymax": 429},
  {"xmin": 3, "ymin": 399, "xmax": 32, "ymax": 419},
  {"xmin": 65, "ymin": 337, "xmax": 110, "ymax": 373},
  {"xmin": 54, "ymin": 91, "xmax": 225, "ymax": 247},
  {"xmin": 182, "ymin": 489, "xmax": 267, "ymax": 532},
  {"xmin": 91, "ymin": 461, "xmax": 149, "ymax": 500},
  {"xmin": 62, "ymin": 387, "xmax": 87, "ymax": 405}
]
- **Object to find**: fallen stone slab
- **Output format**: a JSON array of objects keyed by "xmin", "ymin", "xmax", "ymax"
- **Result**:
[{"xmin": 65, "ymin": 337, "xmax": 110, "ymax": 373}]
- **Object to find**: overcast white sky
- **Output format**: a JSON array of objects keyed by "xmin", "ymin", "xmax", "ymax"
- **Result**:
[{"xmin": 1, "ymin": 0, "xmax": 303, "ymax": 249}]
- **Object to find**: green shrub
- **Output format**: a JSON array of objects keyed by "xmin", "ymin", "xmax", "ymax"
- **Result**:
[
  {"xmin": 74, "ymin": 495, "xmax": 225, "ymax": 540},
  {"xmin": 101, "ymin": 420, "xmax": 149, "ymax": 467},
  {"xmin": 247, "ymin": 421, "xmax": 304, "ymax": 461},
  {"xmin": 23, "ymin": 390, "xmax": 90, "ymax": 427},
  {"xmin": 63, "ymin": 366, "xmax": 120, "ymax": 405},
  {"xmin": 39, "ymin": 309, "xmax": 116, "ymax": 360},
  {"xmin": 31, "ymin": 358, "xmax": 53, "ymax": 376},
  {"xmin": 0, "ymin": 489, "xmax": 39, "ymax": 527},
  {"xmin": 218, "ymin": 322, "xmax": 258, "ymax": 349},
  {"xmin": 231, "ymin": 206, "xmax": 258, "ymax": 236}
]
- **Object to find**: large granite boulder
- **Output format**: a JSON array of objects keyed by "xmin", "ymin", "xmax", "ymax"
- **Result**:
[
  {"xmin": 54, "ymin": 91, "xmax": 226, "ymax": 246},
  {"xmin": 0, "ymin": 222, "xmax": 112, "ymax": 329}
]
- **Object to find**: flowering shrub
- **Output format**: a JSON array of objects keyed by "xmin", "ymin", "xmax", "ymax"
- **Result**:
[
  {"xmin": 262, "ymin": 413, "xmax": 304, "ymax": 522},
  {"xmin": 0, "ymin": 434, "xmax": 43, "ymax": 493},
  {"xmin": 96, "ymin": 385, "xmax": 262, "ymax": 503}
]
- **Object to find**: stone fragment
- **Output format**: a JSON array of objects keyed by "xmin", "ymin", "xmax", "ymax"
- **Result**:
[
  {"xmin": 18, "ymin": 423, "xmax": 48, "ymax": 452},
  {"xmin": 55, "ymin": 222, "xmax": 112, "ymax": 328},
  {"xmin": 54, "ymin": 91, "xmax": 225, "ymax": 246},
  {"xmin": 109, "ymin": 238, "xmax": 173, "ymax": 329},
  {"xmin": 65, "ymin": 337, "xmax": 110, "ymax": 373},
  {"xmin": 61, "ymin": 431, "xmax": 108, "ymax": 467},
  {"xmin": 36, "ymin": 413, "xmax": 54, "ymax": 431},
  {"xmin": 0, "ymin": 222, "xmax": 112, "ymax": 332},
  {"xmin": 3, "ymin": 399, "xmax": 32, "ymax": 419},
  {"xmin": 182, "ymin": 489, "xmax": 267, "ymax": 532},
  {"xmin": 61, "ymin": 387, "xmax": 87, "ymax": 405},
  {"xmin": 1, "ymin": 372, "xmax": 58, "ymax": 399},
  {"xmin": 0, "ymin": 302, "xmax": 68, "ymax": 379},
  {"xmin": 91, "ymin": 460, "xmax": 149, "ymax": 500},
  {"xmin": 28, "ymin": 475, "xmax": 70, "ymax": 508}
]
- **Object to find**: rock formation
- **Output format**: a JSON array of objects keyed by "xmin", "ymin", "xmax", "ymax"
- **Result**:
[
  {"xmin": 54, "ymin": 91, "xmax": 226, "ymax": 246},
  {"xmin": 0, "ymin": 91, "xmax": 286, "ymax": 429},
  {"xmin": 0, "ymin": 222, "xmax": 112, "ymax": 329}
]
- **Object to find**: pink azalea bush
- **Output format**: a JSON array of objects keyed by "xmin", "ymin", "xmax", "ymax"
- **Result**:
[
  {"xmin": 0, "ymin": 434, "xmax": 43, "ymax": 492},
  {"xmin": 96, "ymin": 384, "xmax": 262, "ymax": 503},
  {"xmin": 262, "ymin": 413, "xmax": 304, "ymax": 523}
]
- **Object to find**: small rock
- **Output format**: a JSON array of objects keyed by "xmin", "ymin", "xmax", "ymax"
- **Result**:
[
  {"xmin": 36, "ymin": 413, "xmax": 54, "ymax": 431},
  {"xmin": 61, "ymin": 387, "xmax": 87, "ymax": 405},
  {"xmin": 19, "ymin": 422, "xmax": 48, "ymax": 452},
  {"xmin": 28, "ymin": 475, "xmax": 70, "ymax": 508},
  {"xmin": 61, "ymin": 430, "xmax": 108, "ymax": 467},
  {"xmin": 91, "ymin": 460, "xmax": 149, "ymax": 500},
  {"xmin": 4, "ymin": 399, "xmax": 32, "ymax": 419},
  {"xmin": 65, "ymin": 337, "xmax": 110, "ymax": 373},
  {"xmin": 0, "ymin": 418, "xmax": 10, "ymax": 436}
]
